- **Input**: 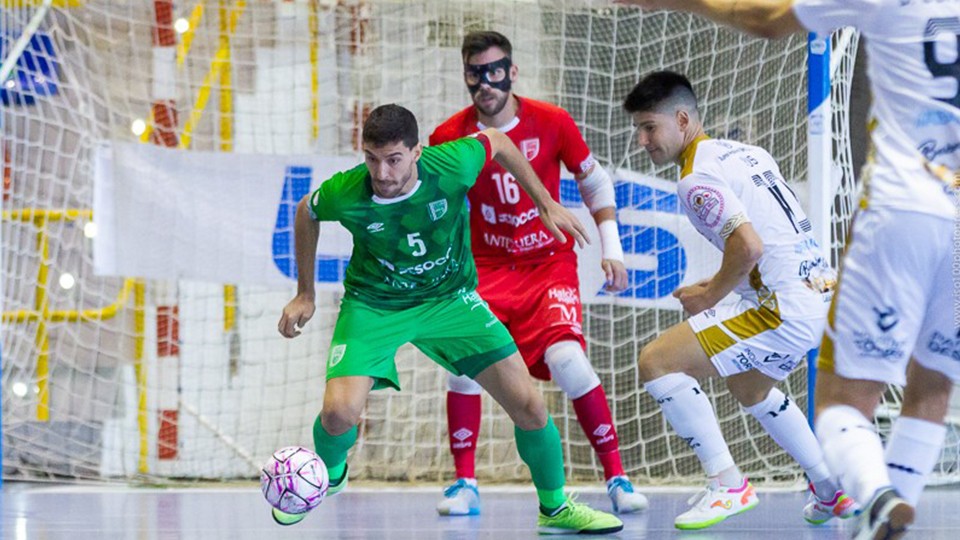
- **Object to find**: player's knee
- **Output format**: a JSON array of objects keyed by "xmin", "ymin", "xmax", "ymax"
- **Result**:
[
  {"xmin": 743, "ymin": 387, "xmax": 786, "ymax": 417},
  {"xmin": 727, "ymin": 378, "xmax": 774, "ymax": 407},
  {"xmin": 448, "ymin": 373, "xmax": 483, "ymax": 395},
  {"xmin": 544, "ymin": 341, "xmax": 600, "ymax": 399},
  {"xmin": 320, "ymin": 406, "xmax": 361, "ymax": 435},
  {"xmin": 509, "ymin": 389, "xmax": 548, "ymax": 431},
  {"xmin": 638, "ymin": 339, "xmax": 670, "ymax": 382}
]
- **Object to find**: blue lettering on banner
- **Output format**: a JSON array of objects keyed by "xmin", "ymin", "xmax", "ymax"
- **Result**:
[
  {"xmin": 271, "ymin": 170, "xmax": 688, "ymax": 297},
  {"xmin": 271, "ymin": 166, "xmax": 350, "ymax": 282},
  {"xmin": 560, "ymin": 178, "xmax": 686, "ymax": 300}
]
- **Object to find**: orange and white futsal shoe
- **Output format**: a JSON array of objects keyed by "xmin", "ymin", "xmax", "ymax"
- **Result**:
[
  {"xmin": 674, "ymin": 477, "xmax": 759, "ymax": 530},
  {"xmin": 804, "ymin": 482, "xmax": 857, "ymax": 525}
]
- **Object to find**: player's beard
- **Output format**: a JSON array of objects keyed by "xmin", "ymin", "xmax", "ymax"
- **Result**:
[
  {"xmin": 379, "ymin": 166, "xmax": 417, "ymax": 198},
  {"xmin": 474, "ymin": 90, "xmax": 509, "ymax": 118}
]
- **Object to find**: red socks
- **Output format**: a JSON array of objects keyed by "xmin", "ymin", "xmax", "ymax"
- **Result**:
[
  {"xmin": 447, "ymin": 391, "xmax": 481, "ymax": 478},
  {"xmin": 448, "ymin": 386, "xmax": 625, "ymax": 480},
  {"xmin": 573, "ymin": 385, "xmax": 625, "ymax": 479}
]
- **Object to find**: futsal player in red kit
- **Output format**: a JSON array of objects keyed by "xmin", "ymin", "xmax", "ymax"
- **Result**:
[{"xmin": 429, "ymin": 31, "xmax": 648, "ymax": 516}]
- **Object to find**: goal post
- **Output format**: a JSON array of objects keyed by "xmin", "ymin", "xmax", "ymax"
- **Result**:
[{"xmin": 0, "ymin": 0, "xmax": 902, "ymax": 487}]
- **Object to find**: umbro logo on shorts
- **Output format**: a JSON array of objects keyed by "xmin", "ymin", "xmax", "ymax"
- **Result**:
[{"xmin": 367, "ymin": 222, "xmax": 385, "ymax": 233}]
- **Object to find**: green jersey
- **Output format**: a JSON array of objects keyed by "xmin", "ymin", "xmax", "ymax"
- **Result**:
[{"xmin": 308, "ymin": 136, "xmax": 491, "ymax": 309}]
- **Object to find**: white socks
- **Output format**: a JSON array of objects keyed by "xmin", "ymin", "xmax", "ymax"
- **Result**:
[
  {"xmin": 745, "ymin": 388, "xmax": 838, "ymax": 496},
  {"xmin": 885, "ymin": 416, "xmax": 946, "ymax": 506},
  {"xmin": 645, "ymin": 372, "xmax": 736, "ymax": 480},
  {"xmin": 815, "ymin": 405, "xmax": 891, "ymax": 504}
]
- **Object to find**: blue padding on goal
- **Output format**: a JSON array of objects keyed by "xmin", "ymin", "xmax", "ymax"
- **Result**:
[
  {"xmin": 807, "ymin": 33, "xmax": 831, "ymax": 113},
  {"xmin": 1, "ymin": 32, "xmax": 61, "ymax": 106},
  {"xmin": 807, "ymin": 347, "xmax": 819, "ymax": 429}
]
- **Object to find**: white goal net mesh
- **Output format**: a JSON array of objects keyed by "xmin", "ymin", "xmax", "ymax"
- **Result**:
[{"xmin": 1, "ymin": 0, "xmax": 880, "ymax": 487}]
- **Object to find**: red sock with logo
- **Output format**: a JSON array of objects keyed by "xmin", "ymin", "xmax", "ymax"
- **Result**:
[
  {"xmin": 447, "ymin": 391, "xmax": 481, "ymax": 479},
  {"xmin": 573, "ymin": 385, "xmax": 624, "ymax": 480}
]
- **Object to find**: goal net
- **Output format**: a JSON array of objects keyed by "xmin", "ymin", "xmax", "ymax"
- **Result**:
[{"xmin": 0, "ymin": 0, "xmax": 888, "ymax": 487}]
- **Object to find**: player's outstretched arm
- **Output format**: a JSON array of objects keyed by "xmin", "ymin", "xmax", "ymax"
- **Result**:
[
  {"xmin": 672, "ymin": 221, "xmax": 763, "ymax": 315},
  {"xmin": 278, "ymin": 195, "xmax": 319, "ymax": 338},
  {"xmin": 613, "ymin": 0, "xmax": 804, "ymax": 39},
  {"xmin": 479, "ymin": 127, "xmax": 590, "ymax": 248}
]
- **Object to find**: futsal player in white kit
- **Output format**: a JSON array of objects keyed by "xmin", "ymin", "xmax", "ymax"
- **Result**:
[
  {"xmin": 616, "ymin": 1, "xmax": 960, "ymax": 538},
  {"xmin": 623, "ymin": 70, "xmax": 853, "ymax": 531}
]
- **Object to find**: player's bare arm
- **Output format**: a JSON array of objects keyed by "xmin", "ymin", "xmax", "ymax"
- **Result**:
[
  {"xmin": 672, "ymin": 221, "xmax": 762, "ymax": 315},
  {"xmin": 480, "ymin": 127, "xmax": 590, "ymax": 248},
  {"xmin": 278, "ymin": 195, "xmax": 319, "ymax": 338},
  {"xmin": 613, "ymin": 0, "xmax": 804, "ymax": 39}
]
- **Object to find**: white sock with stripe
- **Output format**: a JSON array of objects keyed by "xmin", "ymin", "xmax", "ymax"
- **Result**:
[
  {"xmin": 745, "ymin": 387, "xmax": 838, "ymax": 496},
  {"xmin": 645, "ymin": 372, "xmax": 738, "ymax": 482},
  {"xmin": 815, "ymin": 405, "xmax": 890, "ymax": 504},
  {"xmin": 885, "ymin": 416, "xmax": 946, "ymax": 506}
]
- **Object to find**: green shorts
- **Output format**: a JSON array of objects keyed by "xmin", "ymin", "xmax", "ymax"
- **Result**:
[{"xmin": 325, "ymin": 290, "xmax": 518, "ymax": 391}]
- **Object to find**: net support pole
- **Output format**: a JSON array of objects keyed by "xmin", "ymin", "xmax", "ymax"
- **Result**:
[
  {"xmin": 0, "ymin": 0, "xmax": 53, "ymax": 84},
  {"xmin": 806, "ymin": 32, "xmax": 833, "ymax": 427},
  {"xmin": 1, "ymin": 0, "xmax": 54, "ymax": 487}
]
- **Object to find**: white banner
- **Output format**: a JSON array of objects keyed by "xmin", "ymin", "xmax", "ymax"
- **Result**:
[{"xmin": 94, "ymin": 141, "xmax": 722, "ymax": 308}]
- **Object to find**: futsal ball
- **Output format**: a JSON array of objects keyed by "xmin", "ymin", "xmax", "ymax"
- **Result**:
[{"xmin": 261, "ymin": 446, "xmax": 329, "ymax": 515}]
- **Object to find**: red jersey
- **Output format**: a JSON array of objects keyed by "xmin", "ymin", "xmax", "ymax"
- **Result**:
[{"xmin": 429, "ymin": 96, "xmax": 595, "ymax": 267}]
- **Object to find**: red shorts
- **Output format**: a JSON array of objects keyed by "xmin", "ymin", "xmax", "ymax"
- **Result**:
[{"xmin": 476, "ymin": 256, "xmax": 586, "ymax": 381}]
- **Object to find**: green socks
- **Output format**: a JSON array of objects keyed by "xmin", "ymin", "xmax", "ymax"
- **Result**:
[
  {"xmin": 312, "ymin": 414, "xmax": 357, "ymax": 482},
  {"xmin": 312, "ymin": 413, "xmax": 568, "ymax": 510},
  {"xmin": 515, "ymin": 416, "xmax": 567, "ymax": 510}
]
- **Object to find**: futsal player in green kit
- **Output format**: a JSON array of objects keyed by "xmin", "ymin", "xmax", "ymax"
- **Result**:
[{"xmin": 275, "ymin": 104, "xmax": 623, "ymax": 534}]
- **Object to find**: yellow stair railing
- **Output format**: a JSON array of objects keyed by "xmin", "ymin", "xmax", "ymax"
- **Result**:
[{"xmin": 1, "ymin": 208, "xmax": 145, "ymax": 425}]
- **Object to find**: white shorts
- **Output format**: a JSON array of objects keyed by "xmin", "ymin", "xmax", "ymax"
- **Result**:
[
  {"xmin": 820, "ymin": 207, "xmax": 959, "ymax": 386},
  {"xmin": 687, "ymin": 298, "xmax": 825, "ymax": 381}
]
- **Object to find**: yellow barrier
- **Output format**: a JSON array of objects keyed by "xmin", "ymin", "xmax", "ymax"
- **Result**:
[
  {"xmin": 176, "ymin": 3, "xmax": 206, "ymax": 68},
  {"xmin": 1, "ymin": 0, "xmax": 84, "ymax": 7},
  {"xmin": 219, "ymin": 0, "xmax": 239, "ymax": 334},
  {"xmin": 310, "ymin": 0, "xmax": 320, "ymax": 142},
  {"xmin": 179, "ymin": 2, "xmax": 245, "ymax": 149},
  {"xmin": 133, "ymin": 280, "xmax": 147, "ymax": 474},
  {"xmin": 1, "ymin": 208, "xmax": 139, "ymax": 422}
]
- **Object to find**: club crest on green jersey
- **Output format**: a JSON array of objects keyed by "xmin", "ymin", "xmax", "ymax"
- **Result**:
[{"xmin": 428, "ymin": 199, "xmax": 448, "ymax": 221}]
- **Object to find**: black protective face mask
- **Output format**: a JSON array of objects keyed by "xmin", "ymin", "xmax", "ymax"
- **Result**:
[{"xmin": 464, "ymin": 57, "xmax": 513, "ymax": 95}]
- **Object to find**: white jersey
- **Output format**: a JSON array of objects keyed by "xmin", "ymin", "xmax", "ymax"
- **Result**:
[
  {"xmin": 678, "ymin": 137, "xmax": 834, "ymax": 319},
  {"xmin": 794, "ymin": 0, "xmax": 960, "ymax": 219}
]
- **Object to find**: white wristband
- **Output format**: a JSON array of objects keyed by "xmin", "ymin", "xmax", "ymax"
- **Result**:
[{"xmin": 598, "ymin": 220, "xmax": 624, "ymax": 262}]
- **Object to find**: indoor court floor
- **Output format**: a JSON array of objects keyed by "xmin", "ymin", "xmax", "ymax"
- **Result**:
[{"xmin": 3, "ymin": 482, "xmax": 959, "ymax": 539}]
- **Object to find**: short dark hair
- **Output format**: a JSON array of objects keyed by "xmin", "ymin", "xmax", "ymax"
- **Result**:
[
  {"xmin": 623, "ymin": 71, "xmax": 698, "ymax": 114},
  {"xmin": 362, "ymin": 104, "xmax": 419, "ymax": 148},
  {"xmin": 462, "ymin": 31, "xmax": 512, "ymax": 62}
]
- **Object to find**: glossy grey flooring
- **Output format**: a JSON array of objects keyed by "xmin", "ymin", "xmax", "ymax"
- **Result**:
[{"xmin": 2, "ymin": 482, "xmax": 960, "ymax": 539}]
